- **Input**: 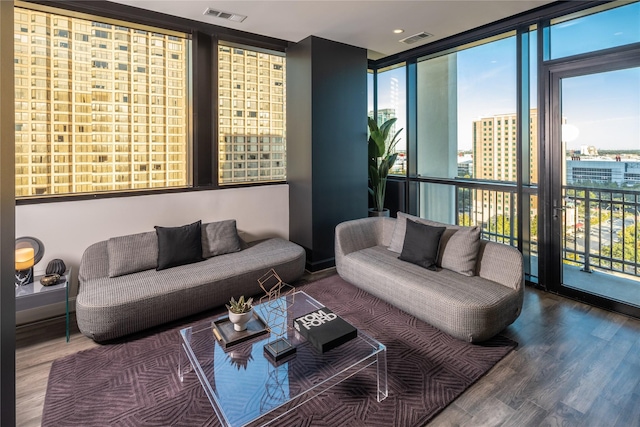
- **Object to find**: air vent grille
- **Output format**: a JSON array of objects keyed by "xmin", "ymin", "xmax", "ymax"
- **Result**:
[
  {"xmin": 203, "ymin": 8, "xmax": 247, "ymax": 23},
  {"xmin": 399, "ymin": 32, "xmax": 432, "ymax": 45}
]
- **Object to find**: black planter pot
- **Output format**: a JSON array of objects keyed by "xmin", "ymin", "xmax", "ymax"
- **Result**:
[{"xmin": 368, "ymin": 208, "xmax": 390, "ymax": 218}]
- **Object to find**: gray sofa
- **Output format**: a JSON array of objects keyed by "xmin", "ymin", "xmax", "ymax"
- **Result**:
[
  {"xmin": 77, "ymin": 221, "xmax": 305, "ymax": 342},
  {"xmin": 335, "ymin": 214, "xmax": 524, "ymax": 342}
]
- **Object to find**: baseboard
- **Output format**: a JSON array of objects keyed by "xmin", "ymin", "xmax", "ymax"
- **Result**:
[{"xmin": 305, "ymin": 257, "xmax": 335, "ymax": 272}]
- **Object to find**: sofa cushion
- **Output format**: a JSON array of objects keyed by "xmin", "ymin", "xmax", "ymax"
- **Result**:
[
  {"xmin": 389, "ymin": 212, "xmax": 481, "ymax": 276},
  {"xmin": 389, "ymin": 212, "xmax": 419, "ymax": 253},
  {"xmin": 202, "ymin": 219, "xmax": 243, "ymax": 258},
  {"xmin": 399, "ymin": 219, "xmax": 445, "ymax": 271},
  {"xmin": 155, "ymin": 220, "xmax": 204, "ymax": 270},
  {"xmin": 107, "ymin": 231, "xmax": 158, "ymax": 278},
  {"xmin": 439, "ymin": 225, "xmax": 481, "ymax": 276}
]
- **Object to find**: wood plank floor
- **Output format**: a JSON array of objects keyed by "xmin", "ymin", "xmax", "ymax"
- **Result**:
[{"xmin": 16, "ymin": 271, "xmax": 640, "ymax": 427}]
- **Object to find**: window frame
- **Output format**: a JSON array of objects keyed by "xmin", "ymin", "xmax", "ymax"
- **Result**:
[
  {"xmin": 367, "ymin": 0, "xmax": 629, "ymax": 287},
  {"xmin": 216, "ymin": 41, "xmax": 287, "ymax": 185},
  {"xmin": 15, "ymin": 0, "xmax": 288, "ymax": 205}
]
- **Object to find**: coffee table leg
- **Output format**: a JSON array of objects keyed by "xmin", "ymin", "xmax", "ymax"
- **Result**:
[
  {"xmin": 178, "ymin": 344, "xmax": 192, "ymax": 382},
  {"xmin": 376, "ymin": 346, "xmax": 388, "ymax": 402}
]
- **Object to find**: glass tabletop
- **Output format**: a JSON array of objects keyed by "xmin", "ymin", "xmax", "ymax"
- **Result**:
[{"xmin": 179, "ymin": 290, "xmax": 387, "ymax": 427}]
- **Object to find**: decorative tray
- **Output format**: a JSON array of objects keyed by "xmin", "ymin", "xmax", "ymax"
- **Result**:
[{"xmin": 212, "ymin": 311, "xmax": 269, "ymax": 348}]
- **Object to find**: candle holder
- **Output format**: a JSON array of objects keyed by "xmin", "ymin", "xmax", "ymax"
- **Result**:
[
  {"xmin": 15, "ymin": 267, "xmax": 33, "ymax": 287},
  {"xmin": 15, "ymin": 237, "xmax": 44, "ymax": 287}
]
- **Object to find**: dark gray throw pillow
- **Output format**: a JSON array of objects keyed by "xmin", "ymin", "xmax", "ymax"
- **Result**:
[
  {"xmin": 399, "ymin": 219, "xmax": 446, "ymax": 271},
  {"xmin": 155, "ymin": 220, "xmax": 204, "ymax": 270}
]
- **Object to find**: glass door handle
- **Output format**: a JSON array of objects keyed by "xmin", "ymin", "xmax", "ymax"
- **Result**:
[{"xmin": 553, "ymin": 206, "xmax": 566, "ymax": 219}]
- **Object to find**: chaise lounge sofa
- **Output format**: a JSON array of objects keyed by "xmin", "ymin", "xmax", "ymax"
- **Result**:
[
  {"xmin": 335, "ymin": 213, "xmax": 524, "ymax": 342},
  {"xmin": 77, "ymin": 219, "xmax": 306, "ymax": 342}
]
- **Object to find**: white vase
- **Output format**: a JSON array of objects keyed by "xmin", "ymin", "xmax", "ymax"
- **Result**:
[{"xmin": 228, "ymin": 309, "xmax": 253, "ymax": 331}]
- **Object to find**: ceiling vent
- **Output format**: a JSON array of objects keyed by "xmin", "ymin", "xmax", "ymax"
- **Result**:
[
  {"xmin": 399, "ymin": 32, "xmax": 432, "ymax": 45},
  {"xmin": 203, "ymin": 8, "xmax": 247, "ymax": 23}
]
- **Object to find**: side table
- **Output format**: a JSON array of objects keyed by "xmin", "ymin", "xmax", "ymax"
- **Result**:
[{"xmin": 15, "ymin": 269, "xmax": 71, "ymax": 342}]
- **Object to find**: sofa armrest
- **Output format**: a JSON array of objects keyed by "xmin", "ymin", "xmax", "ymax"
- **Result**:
[
  {"xmin": 477, "ymin": 240, "xmax": 524, "ymax": 293},
  {"xmin": 78, "ymin": 241, "xmax": 110, "ymax": 283},
  {"xmin": 335, "ymin": 217, "xmax": 395, "ymax": 258}
]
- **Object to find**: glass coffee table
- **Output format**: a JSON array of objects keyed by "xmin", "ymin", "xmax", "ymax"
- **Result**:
[{"xmin": 179, "ymin": 291, "xmax": 387, "ymax": 427}]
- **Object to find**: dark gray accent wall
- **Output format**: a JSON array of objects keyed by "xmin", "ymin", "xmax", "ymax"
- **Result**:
[{"xmin": 288, "ymin": 36, "xmax": 368, "ymax": 271}]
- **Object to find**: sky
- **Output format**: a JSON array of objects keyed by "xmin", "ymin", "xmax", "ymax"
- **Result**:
[
  {"xmin": 562, "ymin": 67, "xmax": 640, "ymax": 151},
  {"xmin": 370, "ymin": 1, "xmax": 640, "ymax": 152}
]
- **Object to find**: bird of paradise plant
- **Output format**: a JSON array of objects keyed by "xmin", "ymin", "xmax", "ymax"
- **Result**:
[{"xmin": 368, "ymin": 116, "xmax": 402, "ymax": 213}]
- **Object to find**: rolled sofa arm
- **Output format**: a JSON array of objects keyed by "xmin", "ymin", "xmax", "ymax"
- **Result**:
[
  {"xmin": 78, "ymin": 241, "xmax": 110, "ymax": 283},
  {"xmin": 477, "ymin": 240, "xmax": 524, "ymax": 294},
  {"xmin": 335, "ymin": 217, "xmax": 386, "ymax": 257}
]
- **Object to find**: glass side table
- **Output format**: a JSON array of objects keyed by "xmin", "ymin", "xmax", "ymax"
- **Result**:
[{"xmin": 16, "ymin": 269, "xmax": 71, "ymax": 342}]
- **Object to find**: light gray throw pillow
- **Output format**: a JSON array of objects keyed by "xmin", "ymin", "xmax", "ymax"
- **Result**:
[
  {"xmin": 389, "ymin": 212, "xmax": 481, "ymax": 276},
  {"xmin": 107, "ymin": 231, "xmax": 158, "ymax": 278},
  {"xmin": 201, "ymin": 219, "xmax": 243, "ymax": 258},
  {"xmin": 438, "ymin": 225, "xmax": 481, "ymax": 276},
  {"xmin": 388, "ymin": 211, "xmax": 414, "ymax": 253}
]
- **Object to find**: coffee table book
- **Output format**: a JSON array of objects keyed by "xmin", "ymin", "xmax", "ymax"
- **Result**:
[{"xmin": 293, "ymin": 307, "xmax": 357, "ymax": 353}]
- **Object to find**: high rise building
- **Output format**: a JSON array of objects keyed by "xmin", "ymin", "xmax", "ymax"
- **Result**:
[
  {"xmin": 14, "ymin": 7, "xmax": 190, "ymax": 197},
  {"xmin": 473, "ymin": 109, "xmax": 538, "ymax": 182},
  {"xmin": 374, "ymin": 108, "xmax": 396, "ymax": 124},
  {"xmin": 369, "ymin": 107, "xmax": 397, "ymax": 141},
  {"xmin": 472, "ymin": 109, "xmax": 538, "ymax": 217},
  {"xmin": 217, "ymin": 45, "xmax": 286, "ymax": 184}
]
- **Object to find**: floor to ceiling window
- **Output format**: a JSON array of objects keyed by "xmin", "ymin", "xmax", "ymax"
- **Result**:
[
  {"xmin": 543, "ymin": 1, "xmax": 640, "ymax": 316},
  {"xmin": 374, "ymin": 64, "xmax": 407, "ymax": 175},
  {"xmin": 549, "ymin": 1, "xmax": 640, "ymax": 59},
  {"xmin": 371, "ymin": 0, "xmax": 640, "ymax": 316},
  {"xmin": 415, "ymin": 32, "xmax": 530, "ymax": 246}
]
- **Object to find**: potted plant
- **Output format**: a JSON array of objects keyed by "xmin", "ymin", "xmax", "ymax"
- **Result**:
[
  {"xmin": 368, "ymin": 117, "xmax": 402, "ymax": 216},
  {"xmin": 226, "ymin": 295, "xmax": 254, "ymax": 332}
]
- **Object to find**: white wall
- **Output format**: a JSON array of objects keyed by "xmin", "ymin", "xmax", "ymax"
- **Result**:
[{"xmin": 15, "ymin": 184, "xmax": 290, "ymax": 323}]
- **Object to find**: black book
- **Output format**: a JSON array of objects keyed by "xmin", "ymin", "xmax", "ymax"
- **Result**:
[{"xmin": 293, "ymin": 307, "xmax": 357, "ymax": 353}]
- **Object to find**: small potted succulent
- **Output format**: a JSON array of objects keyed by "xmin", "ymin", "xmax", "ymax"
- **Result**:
[{"xmin": 226, "ymin": 295, "xmax": 254, "ymax": 332}]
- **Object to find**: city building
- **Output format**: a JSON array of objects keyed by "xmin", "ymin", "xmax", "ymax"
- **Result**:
[
  {"xmin": 14, "ymin": 8, "xmax": 190, "ymax": 197},
  {"xmin": 472, "ymin": 109, "xmax": 538, "ymax": 217},
  {"xmin": 369, "ymin": 107, "xmax": 397, "ymax": 137},
  {"xmin": 457, "ymin": 153, "xmax": 473, "ymax": 178},
  {"xmin": 217, "ymin": 45, "xmax": 286, "ymax": 184},
  {"xmin": 373, "ymin": 107, "xmax": 396, "ymax": 125},
  {"xmin": 580, "ymin": 145, "xmax": 599, "ymax": 156},
  {"xmin": 473, "ymin": 109, "xmax": 538, "ymax": 182},
  {"xmin": 566, "ymin": 157, "xmax": 640, "ymax": 185}
]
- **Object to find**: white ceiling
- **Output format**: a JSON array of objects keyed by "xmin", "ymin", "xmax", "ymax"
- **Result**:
[{"xmin": 110, "ymin": 0, "xmax": 555, "ymax": 59}]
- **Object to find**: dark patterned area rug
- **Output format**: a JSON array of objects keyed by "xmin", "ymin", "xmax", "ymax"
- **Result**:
[{"xmin": 42, "ymin": 274, "xmax": 516, "ymax": 427}]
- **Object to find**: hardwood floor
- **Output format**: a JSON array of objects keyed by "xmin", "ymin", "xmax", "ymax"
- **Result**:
[{"xmin": 16, "ymin": 272, "xmax": 640, "ymax": 427}]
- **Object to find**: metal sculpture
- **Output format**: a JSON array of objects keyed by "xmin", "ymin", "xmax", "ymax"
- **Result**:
[{"xmin": 258, "ymin": 268, "xmax": 296, "ymax": 362}]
